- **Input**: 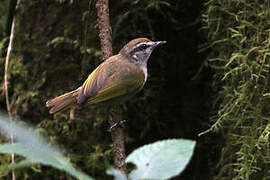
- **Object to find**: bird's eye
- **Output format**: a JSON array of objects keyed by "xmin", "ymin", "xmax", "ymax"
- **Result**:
[{"xmin": 138, "ymin": 44, "xmax": 148, "ymax": 50}]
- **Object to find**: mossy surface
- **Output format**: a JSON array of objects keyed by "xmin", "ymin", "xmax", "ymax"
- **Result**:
[{"xmin": 203, "ymin": 0, "xmax": 270, "ymax": 179}]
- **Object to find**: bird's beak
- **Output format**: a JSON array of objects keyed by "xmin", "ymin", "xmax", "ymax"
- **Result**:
[{"xmin": 153, "ymin": 40, "xmax": 167, "ymax": 47}]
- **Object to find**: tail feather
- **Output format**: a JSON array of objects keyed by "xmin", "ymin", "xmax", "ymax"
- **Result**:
[{"xmin": 46, "ymin": 88, "xmax": 80, "ymax": 114}]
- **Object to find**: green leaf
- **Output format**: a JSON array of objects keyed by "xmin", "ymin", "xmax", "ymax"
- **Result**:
[
  {"xmin": 106, "ymin": 168, "xmax": 127, "ymax": 180},
  {"xmin": 126, "ymin": 139, "xmax": 196, "ymax": 180},
  {"xmin": 0, "ymin": 114, "xmax": 93, "ymax": 180}
]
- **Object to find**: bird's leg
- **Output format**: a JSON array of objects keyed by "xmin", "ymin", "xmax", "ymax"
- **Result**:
[
  {"xmin": 109, "ymin": 119, "xmax": 127, "ymax": 131},
  {"xmin": 108, "ymin": 105, "xmax": 127, "ymax": 131}
]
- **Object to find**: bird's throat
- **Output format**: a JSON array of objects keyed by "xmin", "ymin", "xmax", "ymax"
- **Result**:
[{"xmin": 141, "ymin": 65, "xmax": 148, "ymax": 83}]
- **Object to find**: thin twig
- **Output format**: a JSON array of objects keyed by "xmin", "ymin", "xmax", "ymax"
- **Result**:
[
  {"xmin": 95, "ymin": 0, "xmax": 126, "ymax": 172},
  {"xmin": 4, "ymin": 0, "xmax": 21, "ymax": 180}
]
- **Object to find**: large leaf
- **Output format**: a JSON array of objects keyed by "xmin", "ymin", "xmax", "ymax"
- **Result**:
[
  {"xmin": 126, "ymin": 139, "xmax": 196, "ymax": 180},
  {"xmin": 0, "ymin": 114, "xmax": 93, "ymax": 180},
  {"xmin": 106, "ymin": 168, "xmax": 127, "ymax": 180}
]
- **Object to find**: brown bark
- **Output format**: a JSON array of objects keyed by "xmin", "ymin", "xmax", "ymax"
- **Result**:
[
  {"xmin": 95, "ymin": 0, "xmax": 126, "ymax": 172},
  {"xmin": 96, "ymin": 0, "xmax": 113, "ymax": 60}
]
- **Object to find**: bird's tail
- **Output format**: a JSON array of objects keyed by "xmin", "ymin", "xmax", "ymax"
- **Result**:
[{"xmin": 46, "ymin": 88, "xmax": 80, "ymax": 114}]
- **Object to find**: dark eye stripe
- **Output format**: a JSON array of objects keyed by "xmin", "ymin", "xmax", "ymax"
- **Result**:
[
  {"xmin": 140, "ymin": 44, "xmax": 147, "ymax": 49},
  {"xmin": 130, "ymin": 43, "xmax": 149, "ymax": 56},
  {"xmin": 137, "ymin": 44, "xmax": 149, "ymax": 51}
]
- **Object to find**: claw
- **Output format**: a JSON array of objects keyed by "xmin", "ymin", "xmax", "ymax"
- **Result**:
[{"xmin": 109, "ymin": 120, "xmax": 127, "ymax": 131}]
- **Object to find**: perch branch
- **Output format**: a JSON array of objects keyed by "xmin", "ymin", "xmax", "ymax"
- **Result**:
[{"xmin": 95, "ymin": 0, "xmax": 126, "ymax": 172}]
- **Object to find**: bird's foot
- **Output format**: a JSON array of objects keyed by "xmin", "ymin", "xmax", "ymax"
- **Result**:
[{"xmin": 109, "ymin": 120, "xmax": 127, "ymax": 131}]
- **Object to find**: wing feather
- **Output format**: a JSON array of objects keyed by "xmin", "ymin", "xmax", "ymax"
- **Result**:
[
  {"xmin": 77, "ymin": 55, "xmax": 146, "ymax": 105},
  {"xmin": 87, "ymin": 71, "xmax": 145, "ymax": 104},
  {"xmin": 77, "ymin": 61, "xmax": 110, "ymax": 104}
]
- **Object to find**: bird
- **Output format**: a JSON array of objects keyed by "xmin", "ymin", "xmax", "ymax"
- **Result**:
[{"xmin": 46, "ymin": 37, "xmax": 166, "ymax": 114}]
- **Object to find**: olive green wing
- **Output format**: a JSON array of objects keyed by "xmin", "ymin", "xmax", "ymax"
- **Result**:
[
  {"xmin": 77, "ymin": 64, "xmax": 107, "ymax": 104},
  {"xmin": 87, "ymin": 69, "xmax": 145, "ymax": 104},
  {"xmin": 77, "ymin": 54, "xmax": 146, "ymax": 105},
  {"xmin": 77, "ymin": 56, "xmax": 124, "ymax": 104}
]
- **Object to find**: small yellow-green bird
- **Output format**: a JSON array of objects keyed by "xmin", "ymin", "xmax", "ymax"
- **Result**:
[{"xmin": 46, "ymin": 38, "xmax": 166, "ymax": 114}]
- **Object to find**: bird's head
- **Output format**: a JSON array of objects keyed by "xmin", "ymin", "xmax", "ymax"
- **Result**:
[{"xmin": 119, "ymin": 38, "xmax": 166, "ymax": 66}]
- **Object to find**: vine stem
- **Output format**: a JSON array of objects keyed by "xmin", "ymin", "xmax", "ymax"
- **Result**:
[{"xmin": 4, "ymin": 0, "xmax": 21, "ymax": 179}]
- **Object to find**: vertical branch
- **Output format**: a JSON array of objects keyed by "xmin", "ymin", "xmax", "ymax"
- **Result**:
[
  {"xmin": 4, "ymin": 0, "xmax": 21, "ymax": 180},
  {"xmin": 95, "ymin": 0, "xmax": 126, "ymax": 172},
  {"xmin": 96, "ymin": 0, "xmax": 113, "ymax": 60}
]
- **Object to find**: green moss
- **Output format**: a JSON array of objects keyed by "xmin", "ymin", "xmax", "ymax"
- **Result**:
[{"xmin": 203, "ymin": 0, "xmax": 270, "ymax": 179}]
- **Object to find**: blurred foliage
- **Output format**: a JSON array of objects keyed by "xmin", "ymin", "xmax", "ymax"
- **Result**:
[
  {"xmin": 0, "ymin": 0, "xmax": 9, "ymax": 38},
  {"xmin": 0, "ymin": 115, "xmax": 93, "ymax": 180},
  {"xmin": 0, "ymin": 114, "xmax": 196, "ymax": 180},
  {"xmin": 0, "ymin": 0, "xmax": 214, "ymax": 179},
  {"xmin": 202, "ymin": 0, "xmax": 270, "ymax": 179}
]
